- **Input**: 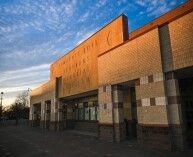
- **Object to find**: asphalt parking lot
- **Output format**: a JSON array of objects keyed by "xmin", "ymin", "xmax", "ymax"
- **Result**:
[{"xmin": 0, "ymin": 123, "xmax": 193, "ymax": 157}]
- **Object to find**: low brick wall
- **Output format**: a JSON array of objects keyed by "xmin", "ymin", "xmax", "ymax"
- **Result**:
[
  {"xmin": 29, "ymin": 120, "xmax": 40, "ymax": 127},
  {"xmin": 137, "ymin": 124, "xmax": 172, "ymax": 150},
  {"xmin": 49, "ymin": 121, "xmax": 57, "ymax": 131},
  {"xmin": 99, "ymin": 124, "xmax": 114, "ymax": 142},
  {"xmin": 73, "ymin": 120, "xmax": 98, "ymax": 133}
]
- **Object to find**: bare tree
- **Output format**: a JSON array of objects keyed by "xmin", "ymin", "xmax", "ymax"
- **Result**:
[
  {"xmin": 8, "ymin": 91, "xmax": 30, "ymax": 124},
  {"xmin": 15, "ymin": 91, "xmax": 29, "ymax": 107}
]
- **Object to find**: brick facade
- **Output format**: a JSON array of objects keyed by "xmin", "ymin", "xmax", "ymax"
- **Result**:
[{"xmin": 30, "ymin": 1, "xmax": 193, "ymax": 150}]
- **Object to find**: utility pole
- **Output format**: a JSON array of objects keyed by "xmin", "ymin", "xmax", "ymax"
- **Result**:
[
  {"xmin": 0, "ymin": 92, "xmax": 4, "ymax": 120},
  {"xmin": 27, "ymin": 88, "xmax": 32, "ymax": 107}
]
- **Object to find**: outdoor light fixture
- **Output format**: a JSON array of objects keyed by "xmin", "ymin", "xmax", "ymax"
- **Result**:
[
  {"xmin": 27, "ymin": 88, "xmax": 32, "ymax": 92},
  {"xmin": 0, "ymin": 92, "xmax": 4, "ymax": 119},
  {"xmin": 27, "ymin": 88, "xmax": 32, "ymax": 107},
  {"xmin": 0, "ymin": 92, "xmax": 4, "ymax": 105}
]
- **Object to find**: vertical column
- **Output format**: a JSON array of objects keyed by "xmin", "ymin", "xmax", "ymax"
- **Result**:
[
  {"xmin": 165, "ymin": 72, "xmax": 187, "ymax": 150},
  {"xmin": 112, "ymin": 85, "xmax": 126, "ymax": 142},
  {"xmin": 40, "ymin": 101, "xmax": 45, "ymax": 129},
  {"xmin": 67, "ymin": 103, "xmax": 74, "ymax": 129},
  {"xmin": 98, "ymin": 85, "xmax": 114, "ymax": 141},
  {"xmin": 135, "ymin": 73, "xmax": 171, "ymax": 150},
  {"xmin": 45, "ymin": 101, "xmax": 51, "ymax": 129},
  {"xmin": 32, "ymin": 104, "xmax": 37, "ymax": 126},
  {"xmin": 98, "ymin": 84, "xmax": 125, "ymax": 142},
  {"xmin": 159, "ymin": 22, "xmax": 187, "ymax": 150},
  {"xmin": 57, "ymin": 100, "xmax": 67, "ymax": 131},
  {"xmin": 123, "ymin": 88, "xmax": 136, "ymax": 137},
  {"xmin": 50, "ymin": 98, "xmax": 58, "ymax": 131},
  {"xmin": 29, "ymin": 103, "xmax": 34, "ymax": 127}
]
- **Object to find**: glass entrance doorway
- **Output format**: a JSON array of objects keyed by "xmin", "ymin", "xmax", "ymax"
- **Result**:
[
  {"xmin": 179, "ymin": 78, "xmax": 193, "ymax": 147},
  {"xmin": 33, "ymin": 103, "xmax": 41, "ymax": 126},
  {"xmin": 123, "ymin": 86, "xmax": 137, "ymax": 139}
]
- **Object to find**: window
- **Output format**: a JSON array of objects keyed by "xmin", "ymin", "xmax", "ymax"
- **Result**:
[
  {"xmin": 62, "ymin": 105, "xmax": 67, "ymax": 120},
  {"xmin": 74, "ymin": 101, "xmax": 98, "ymax": 121},
  {"xmin": 75, "ymin": 109, "xmax": 79, "ymax": 120},
  {"xmin": 78, "ymin": 108, "xmax": 84, "ymax": 120},
  {"xmin": 85, "ymin": 107, "xmax": 89, "ymax": 120},
  {"xmin": 90, "ymin": 107, "xmax": 96, "ymax": 120}
]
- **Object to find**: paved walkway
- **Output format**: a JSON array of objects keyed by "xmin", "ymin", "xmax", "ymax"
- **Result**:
[
  {"xmin": 65, "ymin": 129, "xmax": 98, "ymax": 138},
  {"xmin": 0, "ymin": 124, "xmax": 193, "ymax": 157}
]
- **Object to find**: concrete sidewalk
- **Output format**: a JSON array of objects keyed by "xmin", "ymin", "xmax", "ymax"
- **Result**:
[{"xmin": 0, "ymin": 125, "xmax": 193, "ymax": 157}]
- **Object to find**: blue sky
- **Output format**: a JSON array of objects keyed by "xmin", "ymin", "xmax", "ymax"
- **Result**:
[{"xmin": 0, "ymin": 0, "xmax": 187, "ymax": 106}]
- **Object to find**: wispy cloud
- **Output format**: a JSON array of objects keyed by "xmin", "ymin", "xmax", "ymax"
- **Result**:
[
  {"xmin": 95, "ymin": 0, "xmax": 108, "ymax": 8},
  {"xmin": 134, "ymin": 0, "xmax": 185, "ymax": 18},
  {"xmin": 0, "ymin": 64, "xmax": 50, "ymax": 106},
  {"xmin": 0, "ymin": 0, "xmax": 186, "ymax": 106},
  {"xmin": 75, "ymin": 27, "xmax": 99, "ymax": 45},
  {"xmin": 135, "ymin": 0, "xmax": 146, "ymax": 6},
  {"xmin": 78, "ymin": 12, "xmax": 90, "ymax": 22}
]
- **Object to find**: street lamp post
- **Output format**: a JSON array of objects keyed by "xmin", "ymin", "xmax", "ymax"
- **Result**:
[
  {"xmin": 0, "ymin": 92, "xmax": 4, "ymax": 120},
  {"xmin": 27, "ymin": 88, "xmax": 32, "ymax": 92},
  {"xmin": 27, "ymin": 88, "xmax": 32, "ymax": 107},
  {"xmin": 27, "ymin": 88, "xmax": 32, "ymax": 123}
]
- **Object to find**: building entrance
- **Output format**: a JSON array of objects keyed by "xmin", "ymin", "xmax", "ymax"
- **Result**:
[
  {"xmin": 122, "ymin": 83, "xmax": 137, "ymax": 139},
  {"xmin": 179, "ymin": 78, "xmax": 193, "ymax": 147},
  {"xmin": 45, "ymin": 100, "xmax": 51, "ymax": 129},
  {"xmin": 59, "ymin": 102, "xmax": 67, "ymax": 129},
  {"xmin": 61, "ymin": 91, "xmax": 98, "ymax": 133},
  {"xmin": 33, "ymin": 103, "xmax": 41, "ymax": 126}
]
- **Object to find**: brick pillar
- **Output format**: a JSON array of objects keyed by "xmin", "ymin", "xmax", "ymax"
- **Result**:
[
  {"xmin": 45, "ymin": 101, "xmax": 51, "ymax": 129},
  {"xmin": 29, "ymin": 103, "xmax": 34, "ymax": 127},
  {"xmin": 135, "ymin": 73, "xmax": 172, "ymax": 150},
  {"xmin": 40, "ymin": 101, "xmax": 46, "ymax": 129},
  {"xmin": 98, "ymin": 84, "xmax": 126, "ymax": 142},
  {"xmin": 112, "ymin": 85, "xmax": 126, "ymax": 142},
  {"xmin": 98, "ymin": 85, "xmax": 114, "ymax": 142},
  {"xmin": 50, "ymin": 98, "xmax": 58, "ymax": 131},
  {"xmin": 165, "ymin": 72, "xmax": 187, "ymax": 150},
  {"xmin": 67, "ymin": 103, "xmax": 74, "ymax": 129},
  {"xmin": 57, "ymin": 100, "xmax": 67, "ymax": 131},
  {"xmin": 31, "ymin": 104, "xmax": 38, "ymax": 127}
]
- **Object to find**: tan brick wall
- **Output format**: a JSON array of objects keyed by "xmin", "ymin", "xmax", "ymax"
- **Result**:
[
  {"xmin": 98, "ymin": 28, "xmax": 162, "ymax": 85},
  {"xmin": 169, "ymin": 11, "xmax": 193, "ymax": 70},
  {"xmin": 98, "ymin": 85, "xmax": 113, "ymax": 123},
  {"xmin": 137, "ymin": 105, "xmax": 168, "ymax": 125},
  {"xmin": 99, "ymin": 109, "xmax": 113, "ymax": 123},
  {"xmin": 136, "ymin": 81, "xmax": 165, "ymax": 100},
  {"xmin": 30, "ymin": 79, "xmax": 56, "ymax": 104},
  {"xmin": 30, "ymin": 79, "xmax": 56, "ymax": 121}
]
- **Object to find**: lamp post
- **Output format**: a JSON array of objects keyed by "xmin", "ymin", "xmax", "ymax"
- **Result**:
[
  {"xmin": 0, "ymin": 92, "xmax": 4, "ymax": 120},
  {"xmin": 27, "ymin": 88, "xmax": 32, "ymax": 107},
  {"xmin": 27, "ymin": 88, "xmax": 32, "ymax": 123},
  {"xmin": 27, "ymin": 88, "xmax": 32, "ymax": 92}
]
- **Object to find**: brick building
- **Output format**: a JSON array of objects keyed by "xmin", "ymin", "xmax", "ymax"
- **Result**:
[{"xmin": 29, "ymin": 1, "xmax": 193, "ymax": 150}]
